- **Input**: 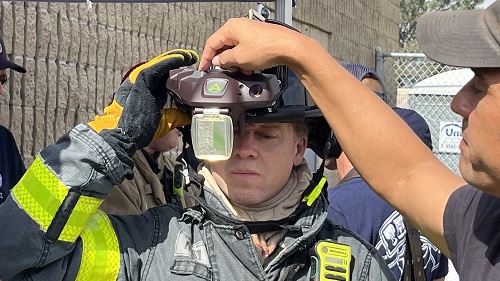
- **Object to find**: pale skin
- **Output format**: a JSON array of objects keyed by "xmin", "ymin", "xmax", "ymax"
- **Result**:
[
  {"xmin": 209, "ymin": 122, "xmax": 307, "ymax": 206},
  {"xmin": 325, "ymin": 76, "xmax": 383, "ymax": 178},
  {"xmin": 142, "ymin": 128, "xmax": 182, "ymax": 156},
  {"xmin": 198, "ymin": 18, "xmax": 473, "ymax": 257}
]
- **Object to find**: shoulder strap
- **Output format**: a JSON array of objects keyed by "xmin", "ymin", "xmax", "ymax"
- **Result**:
[{"xmin": 402, "ymin": 218, "xmax": 426, "ymax": 281}]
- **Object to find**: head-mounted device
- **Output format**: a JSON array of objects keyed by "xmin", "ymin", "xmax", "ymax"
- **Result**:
[
  {"xmin": 166, "ymin": 66, "xmax": 337, "ymax": 161},
  {"xmin": 167, "ymin": 68, "xmax": 282, "ymax": 160}
]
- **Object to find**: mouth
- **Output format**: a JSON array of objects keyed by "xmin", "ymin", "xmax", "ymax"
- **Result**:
[
  {"xmin": 460, "ymin": 138, "xmax": 468, "ymax": 150},
  {"xmin": 460, "ymin": 120, "xmax": 468, "ymax": 147},
  {"xmin": 231, "ymin": 170, "xmax": 259, "ymax": 177}
]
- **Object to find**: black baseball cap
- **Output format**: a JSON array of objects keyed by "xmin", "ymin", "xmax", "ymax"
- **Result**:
[{"xmin": 0, "ymin": 37, "xmax": 26, "ymax": 73}]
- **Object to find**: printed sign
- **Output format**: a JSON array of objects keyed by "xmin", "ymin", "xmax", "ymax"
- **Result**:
[{"xmin": 439, "ymin": 122, "xmax": 462, "ymax": 153}]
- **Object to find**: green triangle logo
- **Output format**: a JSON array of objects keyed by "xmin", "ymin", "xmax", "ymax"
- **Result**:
[{"xmin": 208, "ymin": 83, "xmax": 222, "ymax": 93}]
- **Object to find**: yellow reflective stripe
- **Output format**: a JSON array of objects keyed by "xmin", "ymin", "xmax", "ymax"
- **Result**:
[
  {"xmin": 77, "ymin": 210, "xmax": 120, "ymax": 281},
  {"xmin": 302, "ymin": 177, "xmax": 327, "ymax": 206},
  {"xmin": 63, "ymin": 196, "xmax": 104, "ymax": 241},
  {"xmin": 12, "ymin": 157, "xmax": 102, "ymax": 242},
  {"xmin": 13, "ymin": 158, "xmax": 68, "ymax": 228}
]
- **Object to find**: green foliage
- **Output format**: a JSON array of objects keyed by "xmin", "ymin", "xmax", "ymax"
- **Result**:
[{"xmin": 399, "ymin": 0, "xmax": 483, "ymax": 50}]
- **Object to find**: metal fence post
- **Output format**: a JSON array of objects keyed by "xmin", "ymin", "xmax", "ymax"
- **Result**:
[{"xmin": 375, "ymin": 46, "xmax": 384, "ymax": 82}]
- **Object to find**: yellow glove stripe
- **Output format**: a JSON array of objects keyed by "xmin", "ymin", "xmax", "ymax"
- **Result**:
[
  {"xmin": 129, "ymin": 51, "xmax": 188, "ymax": 84},
  {"xmin": 104, "ymin": 99, "xmax": 123, "ymax": 115},
  {"xmin": 88, "ymin": 100, "xmax": 123, "ymax": 133},
  {"xmin": 128, "ymin": 49, "xmax": 199, "ymax": 83},
  {"xmin": 302, "ymin": 177, "xmax": 327, "ymax": 206},
  {"xmin": 12, "ymin": 157, "xmax": 103, "ymax": 242},
  {"xmin": 153, "ymin": 108, "xmax": 191, "ymax": 140},
  {"xmin": 76, "ymin": 210, "xmax": 120, "ymax": 281}
]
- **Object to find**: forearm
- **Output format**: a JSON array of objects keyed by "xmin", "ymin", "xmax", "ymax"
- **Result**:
[
  {"xmin": 0, "ymin": 124, "xmax": 124, "ymax": 280},
  {"xmin": 0, "ymin": 48, "xmax": 198, "ymax": 280},
  {"xmin": 286, "ymin": 37, "xmax": 465, "ymax": 253}
]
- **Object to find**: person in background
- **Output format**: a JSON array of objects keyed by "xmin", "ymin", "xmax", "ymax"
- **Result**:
[
  {"xmin": 99, "ymin": 128, "xmax": 183, "ymax": 214},
  {"xmin": 97, "ymin": 63, "xmax": 194, "ymax": 214},
  {"xmin": 329, "ymin": 108, "xmax": 449, "ymax": 281},
  {"xmin": 0, "ymin": 37, "xmax": 26, "ymax": 205}
]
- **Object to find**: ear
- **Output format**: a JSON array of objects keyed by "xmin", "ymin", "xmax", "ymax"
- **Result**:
[{"xmin": 293, "ymin": 136, "xmax": 308, "ymax": 166}]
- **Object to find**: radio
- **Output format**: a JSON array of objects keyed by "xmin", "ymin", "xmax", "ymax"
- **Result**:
[{"xmin": 310, "ymin": 240, "xmax": 351, "ymax": 281}]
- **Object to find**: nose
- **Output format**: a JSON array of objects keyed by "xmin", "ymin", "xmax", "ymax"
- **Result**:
[
  {"xmin": 233, "ymin": 132, "xmax": 257, "ymax": 159},
  {"xmin": 0, "ymin": 83, "xmax": 5, "ymax": 96},
  {"xmin": 451, "ymin": 80, "xmax": 477, "ymax": 119}
]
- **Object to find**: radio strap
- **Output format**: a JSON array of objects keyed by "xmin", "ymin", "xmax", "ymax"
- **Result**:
[{"xmin": 402, "ymin": 219, "xmax": 426, "ymax": 281}]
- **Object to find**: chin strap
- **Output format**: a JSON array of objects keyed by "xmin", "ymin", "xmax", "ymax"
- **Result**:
[
  {"xmin": 178, "ymin": 124, "xmax": 332, "ymax": 234},
  {"xmin": 233, "ymin": 136, "xmax": 333, "ymax": 234},
  {"xmin": 194, "ymin": 163, "xmax": 328, "ymax": 234}
]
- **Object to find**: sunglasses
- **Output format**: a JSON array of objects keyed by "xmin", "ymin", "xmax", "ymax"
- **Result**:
[{"xmin": 0, "ymin": 75, "xmax": 7, "ymax": 85}]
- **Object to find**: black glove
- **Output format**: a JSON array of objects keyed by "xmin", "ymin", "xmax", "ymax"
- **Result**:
[{"xmin": 90, "ymin": 49, "xmax": 198, "ymax": 175}]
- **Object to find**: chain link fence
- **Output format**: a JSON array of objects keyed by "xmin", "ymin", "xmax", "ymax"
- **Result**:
[{"xmin": 375, "ymin": 50, "xmax": 473, "ymax": 175}]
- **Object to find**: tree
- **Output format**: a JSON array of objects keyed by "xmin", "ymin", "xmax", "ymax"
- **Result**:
[{"xmin": 400, "ymin": 0, "xmax": 482, "ymax": 50}]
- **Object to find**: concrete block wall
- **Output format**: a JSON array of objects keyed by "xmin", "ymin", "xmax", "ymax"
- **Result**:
[{"xmin": 0, "ymin": 0, "xmax": 399, "ymax": 182}]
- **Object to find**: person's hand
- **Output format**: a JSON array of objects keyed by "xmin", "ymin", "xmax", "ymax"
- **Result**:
[
  {"xmin": 199, "ymin": 18, "xmax": 302, "ymax": 72},
  {"xmin": 89, "ymin": 105, "xmax": 192, "ymax": 141},
  {"xmin": 89, "ymin": 49, "xmax": 198, "ymax": 171}
]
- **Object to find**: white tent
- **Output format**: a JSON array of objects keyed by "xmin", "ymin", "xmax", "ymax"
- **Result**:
[{"xmin": 408, "ymin": 68, "xmax": 474, "ymax": 96}]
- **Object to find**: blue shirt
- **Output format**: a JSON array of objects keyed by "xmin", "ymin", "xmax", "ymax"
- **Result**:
[
  {"xmin": 0, "ymin": 125, "xmax": 25, "ymax": 204},
  {"xmin": 327, "ymin": 169, "xmax": 448, "ymax": 280}
]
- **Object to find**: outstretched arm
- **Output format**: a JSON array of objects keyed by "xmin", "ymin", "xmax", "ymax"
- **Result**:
[
  {"xmin": 0, "ymin": 124, "xmax": 122, "ymax": 280},
  {"xmin": 0, "ymin": 50, "xmax": 198, "ymax": 280},
  {"xmin": 200, "ymin": 18, "xmax": 466, "ymax": 256}
]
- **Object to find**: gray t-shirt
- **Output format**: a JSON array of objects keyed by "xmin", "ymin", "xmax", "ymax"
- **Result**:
[{"xmin": 444, "ymin": 184, "xmax": 500, "ymax": 279}]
